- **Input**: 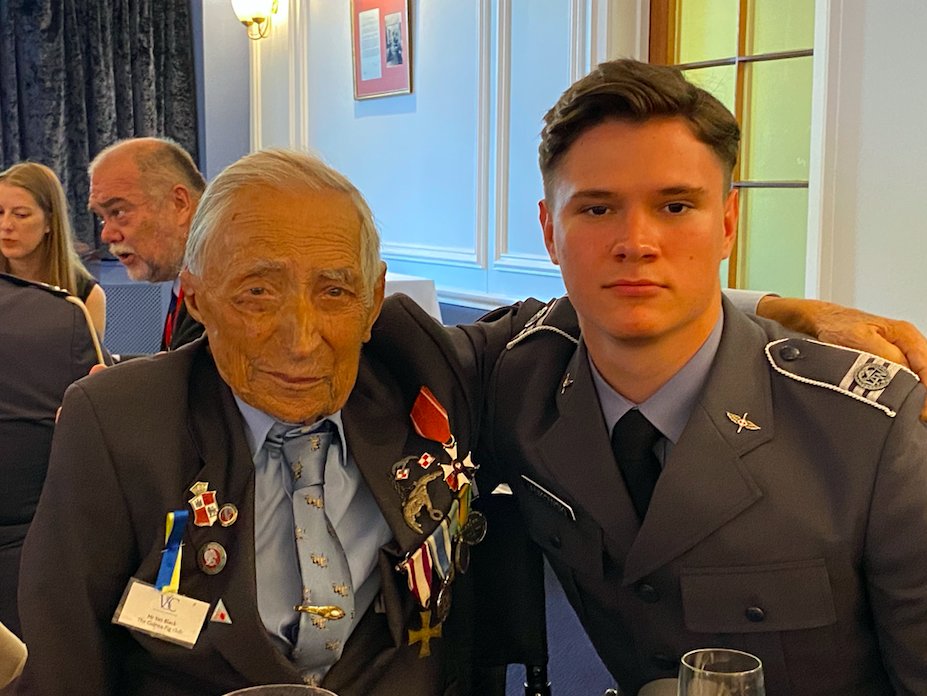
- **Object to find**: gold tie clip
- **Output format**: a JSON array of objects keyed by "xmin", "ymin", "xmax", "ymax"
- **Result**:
[{"xmin": 294, "ymin": 604, "xmax": 346, "ymax": 620}]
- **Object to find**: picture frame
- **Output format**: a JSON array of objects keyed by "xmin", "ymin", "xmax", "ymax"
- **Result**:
[{"xmin": 351, "ymin": 0, "xmax": 412, "ymax": 100}]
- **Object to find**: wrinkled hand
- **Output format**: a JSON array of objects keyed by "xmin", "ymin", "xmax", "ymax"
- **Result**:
[{"xmin": 758, "ymin": 297, "xmax": 927, "ymax": 420}]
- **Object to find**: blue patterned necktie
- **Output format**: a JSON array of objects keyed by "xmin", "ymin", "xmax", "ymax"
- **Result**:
[{"xmin": 267, "ymin": 420, "xmax": 355, "ymax": 684}]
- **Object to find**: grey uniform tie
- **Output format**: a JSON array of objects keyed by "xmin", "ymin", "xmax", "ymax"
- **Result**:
[
  {"xmin": 611, "ymin": 409, "xmax": 662, "ymax": 521},
  {"xmin": 268, "ymin": 421, "xmax": 354, "ymax": 683}
]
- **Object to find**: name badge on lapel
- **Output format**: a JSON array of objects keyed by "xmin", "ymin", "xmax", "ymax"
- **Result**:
[
  {"xmin": 112, "ymin": 579, "xmax": 210, "ymax": 648},
  {"xmin": 111, "ymin": 509, "xmax": 208, "ymax": 648}
]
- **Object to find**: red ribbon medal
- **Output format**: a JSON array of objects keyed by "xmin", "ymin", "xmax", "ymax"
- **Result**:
[{"xmin": 410, "ymin": 386, "xmax": 453, "ymax": 447}]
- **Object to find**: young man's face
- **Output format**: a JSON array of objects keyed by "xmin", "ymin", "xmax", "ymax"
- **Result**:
[{"xmin": 541, "ymin": 117, "xmax": 737, "ymax": 357}]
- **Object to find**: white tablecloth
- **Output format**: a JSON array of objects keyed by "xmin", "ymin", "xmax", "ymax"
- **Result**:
[{"xmin": 385, "ymin": 272, "xmax": 441, "ymax": 322}]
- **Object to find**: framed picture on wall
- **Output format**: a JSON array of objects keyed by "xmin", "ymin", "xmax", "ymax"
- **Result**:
[{"xmin": 351, "ymin": 0, "xmax": 412, "ymax": 99}]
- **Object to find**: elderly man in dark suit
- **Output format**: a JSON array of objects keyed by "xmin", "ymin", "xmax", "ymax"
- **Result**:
[
  {"xmin": 457, "ymin": 59, "xmax": 927, "ymax": 695},
  {"xmin": 0, "ymin": 274, "xmax": 104, "ymax": 640},
  {"xmin": 16, "ymin": 150, "xmax": 511, "ymax": 695}
]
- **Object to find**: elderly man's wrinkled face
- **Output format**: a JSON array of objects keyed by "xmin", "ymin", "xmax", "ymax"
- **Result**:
[{"xmin": 183, "ymin": 185, "xmax": 385, "ymax": 425}]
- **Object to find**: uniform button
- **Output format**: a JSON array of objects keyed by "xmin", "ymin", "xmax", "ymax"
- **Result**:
[
  {"xmin": 549, "ymin": 534, "xmax": 562, "ymax": 549},
  {"xmin": 652, "ymin": 653, "xmax": 678, "ymax": 671},
  {"xmin": 779, "ymin": 344, "xmax": 802, "ymax": 361},
  {"xmin": 635, "ymin": 582, "xmax": 660, "ymax": 604},
  {"xmin": 745, "ymin": 606, "xmax": 766, "ymax": 622}
]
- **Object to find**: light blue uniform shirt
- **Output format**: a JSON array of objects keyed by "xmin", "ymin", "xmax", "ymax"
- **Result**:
[
  {"xmin": 590, "ymin": 310, "xmax": 724, "ymax": 464},
  {"xmin": 235, "ymin": 397, "xmax": 392, "ymax": 656}
]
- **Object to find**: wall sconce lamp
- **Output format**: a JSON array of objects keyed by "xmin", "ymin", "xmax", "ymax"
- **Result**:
[{"xmin": 231, "ymin": 0, "xmax": 278, "ymax": 40}]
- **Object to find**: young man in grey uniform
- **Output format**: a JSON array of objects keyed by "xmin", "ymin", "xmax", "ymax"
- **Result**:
[{"xmin": 460, "ymin": 59, "xmax": 927, "ymax": 695}]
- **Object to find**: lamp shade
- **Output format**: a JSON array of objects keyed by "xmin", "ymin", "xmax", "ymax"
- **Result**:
[{"xmin": 231, "ymin": 0, "xmax": 274, "ymax": 23}]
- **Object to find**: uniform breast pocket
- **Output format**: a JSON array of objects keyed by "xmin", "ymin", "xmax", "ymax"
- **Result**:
[
  {"xmin": 680, "ymin": 558, "xmax": 837, "ymax": 633},
  {"xmin": 515, "ymin": 475, "xmax": 604, "ymax": 579}
]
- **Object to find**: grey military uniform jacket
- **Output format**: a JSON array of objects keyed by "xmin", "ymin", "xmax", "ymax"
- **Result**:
[
  {"xmin": 16, "ymin": 296, "xmax": 506, "ymax": 696},
  {"xmin": 457, "ymin": 296, "xmax": 927, "ymax": 695}
]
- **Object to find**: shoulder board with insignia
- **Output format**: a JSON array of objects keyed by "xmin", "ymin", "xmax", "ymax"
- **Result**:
[
  {"xmin": 506, "ymin": 297, "xmax": 579, "ymax": 350},
  {"xmin": 765, "ymin": 337, "xmax": 919, "ymax": 417},
  {"xmin": 0, "ymin": 272, "xmax": 70, "ymax": 297}
]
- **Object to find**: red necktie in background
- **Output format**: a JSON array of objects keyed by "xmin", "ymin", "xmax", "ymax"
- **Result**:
[{"xmin": 161, "ymin": 287, "xmax": 184, "ymax": 350}]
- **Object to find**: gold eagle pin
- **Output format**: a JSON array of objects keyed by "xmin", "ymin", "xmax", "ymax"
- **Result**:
[{"xmin": 726, "ymin": 411, "xmax": 761, "ymax": 433}]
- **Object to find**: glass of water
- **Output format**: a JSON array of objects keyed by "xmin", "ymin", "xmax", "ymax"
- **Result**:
[{"xmin": 677, "ymin": 648, "xmax": 765, "ymax": 696}]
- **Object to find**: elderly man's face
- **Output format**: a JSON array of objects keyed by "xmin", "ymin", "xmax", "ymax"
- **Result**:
[{"xmin": 183, "ymin": 185, "xmax": 385, "ymax": 424}]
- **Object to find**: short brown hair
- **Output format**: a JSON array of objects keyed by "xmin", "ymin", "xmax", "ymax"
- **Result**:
[{"xmin": 539, "ymin": 59, "xmax": 740, "ymax": 196}]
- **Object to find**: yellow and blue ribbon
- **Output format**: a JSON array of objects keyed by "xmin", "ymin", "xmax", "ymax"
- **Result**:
[{"xmin": 156, "ymin": 510, "xmax": 189, "ymax": 593}]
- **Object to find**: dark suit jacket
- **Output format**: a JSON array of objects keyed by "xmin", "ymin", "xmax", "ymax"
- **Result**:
[
  {"xmin": 163, "ymin": 297, "xmax": 204, "ymax": 351},
  {"xmin": 17, "ymin": 296, "xmax": 509, "ymax": 696},
  {"xmin": 0, "ymin": 274, "xmax": 102, "ymax": 638},
  {"xmin": 456, "ymin": 296, "xmax": 927, "ymax": 696}
]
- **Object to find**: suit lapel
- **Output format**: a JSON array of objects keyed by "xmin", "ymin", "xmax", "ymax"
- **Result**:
[
  {"xmin": 623, "ymin": 305, "xmax": 774, "ymax": 584},
  {"xmin": 182, "ymin": 344, "xmax": 299, "ymax": 682},
  {"xmin": 537, "ymin": 343, "xmax": 640, "ymax": 560},
  {"xmin": 342, "ymin": 356, "xmax": 459, "ymax": 647}
]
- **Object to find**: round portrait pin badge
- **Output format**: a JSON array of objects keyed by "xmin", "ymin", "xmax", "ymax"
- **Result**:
[
  {"xmin": 218, "ymin": 503, "xmax": 239, "ymax": 527},
  {"xmin": 197, "ymin": 541, "xmax": 228, "ymax": 576}
]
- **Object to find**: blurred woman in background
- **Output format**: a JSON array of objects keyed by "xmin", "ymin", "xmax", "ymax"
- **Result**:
[{"xmin": 0, "ymin": 162, "xmax": 106, "ymax": 339}]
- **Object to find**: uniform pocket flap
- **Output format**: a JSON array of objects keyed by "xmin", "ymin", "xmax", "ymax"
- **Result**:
[{"xmin": 681, "ymin": 559, "xmax": 836, "ymax": 633}]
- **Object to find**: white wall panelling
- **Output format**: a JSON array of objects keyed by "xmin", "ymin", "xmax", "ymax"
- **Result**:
[
  {"xmin": 248, "ymin": 0, "xmax": 640, "ymax": 306},
  {"xmin": 249, "ymin": 32, "xmax": 263, "ymax": 151},
  {"xmin": 210, "ymin": 1, "xmax": 927, "ymax": 323},
  {"xmin": 195, "ymin": 0, "xmax": 250, "ymax": 179},
  {"xmin": 287, "ymin": 0, "xmax": 310, "ymax": 150}
]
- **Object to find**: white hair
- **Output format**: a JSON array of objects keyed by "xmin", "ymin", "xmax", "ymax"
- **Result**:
[{"xmin": 184, "ymin": 149, "xmax": 381, "ymax": 304}]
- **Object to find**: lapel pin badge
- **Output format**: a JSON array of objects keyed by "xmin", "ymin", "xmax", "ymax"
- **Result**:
[
  {"xmin": 217, "ymin": 503, "xmax": 238, "ymax": 527},
  {"xmin": 197, "ymin": 541, "xmax": 228, "ymax": 575},
  {"xmin": 561, "ymin": 373, "xmax": 574, "ymax": 394},
  {"xmin": 726, "ymin": 411, "xmax": 761, "ymax": 434},
  {"xmin": 188, "ymin": 481, "xmax": 219, "ymax": 527},
  {"xmin": 210, "ymin": 598, "xmax": 232, "ymax": 624}
]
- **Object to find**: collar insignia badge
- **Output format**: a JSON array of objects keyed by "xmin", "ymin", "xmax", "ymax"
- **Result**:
[
  {"xmin": 726, "ymin": 411, "xmax": 761, "ymax": 434},
  {"xmin": 561, "ymin": 373, "xmax": 574, "ymax": 394}
]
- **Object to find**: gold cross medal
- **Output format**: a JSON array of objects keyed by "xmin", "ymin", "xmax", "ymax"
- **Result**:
[{"xmin": 408, "ymin": 610, "xmax": 442, "ymax": 658}]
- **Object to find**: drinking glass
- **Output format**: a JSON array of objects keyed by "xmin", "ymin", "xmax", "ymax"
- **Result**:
[
  {"xmin": 677, "ymin": 648, "xmax": 765, "ymax": 696},
  {"xmin": 222, "ymin": 686, "xmax": 338, "ymax": 696}
]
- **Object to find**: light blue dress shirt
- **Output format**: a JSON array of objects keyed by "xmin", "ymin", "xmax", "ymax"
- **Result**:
[
  {"xmin": 590, "ymin": 310, "xmax": 724, "ymax": 465},
  {"xmin": 235, "ymin": 397, "xmax": 392, "ymax": 656}
]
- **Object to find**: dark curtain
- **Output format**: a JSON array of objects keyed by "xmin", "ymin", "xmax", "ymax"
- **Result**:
[{"xmin": 0, "ymin": 0, "xmax": 198, "ymax": 252}]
